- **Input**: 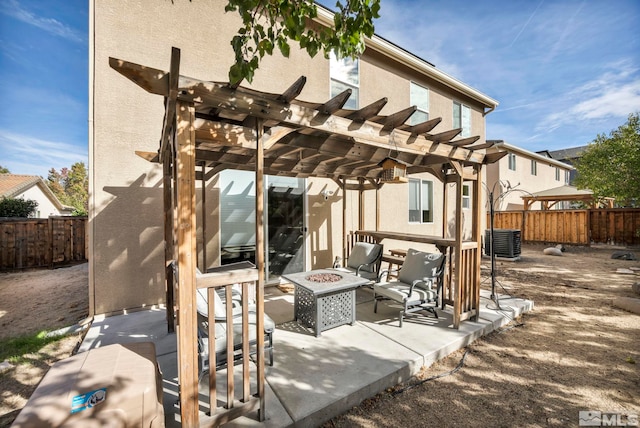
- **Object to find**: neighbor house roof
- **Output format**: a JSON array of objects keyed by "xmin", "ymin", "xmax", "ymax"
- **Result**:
[
  {"xmin": 545, "ymin": 145, "xmax": 588, "ymax": 162},
  {"xmin": 488, "ymin": 141, "xmax": 575, "ymax": 170},
  {"xmin": 0, "ymin": 174, "xmax": 71, "ymax": 212}
]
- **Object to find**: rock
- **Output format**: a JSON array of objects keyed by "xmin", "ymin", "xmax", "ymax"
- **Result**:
[
  {"xmin": 543, "ymin": 247, "xmax": 563, "ymax": 256},
  {"xmin": 611, "ymin": 251, "xmax": 638, "ymax": 261},
  {"xmin": 613, "ymin": 297, "xmax": 640, "ymax": 314},
  {"xmin": 616, "ymin": 268, "xmax": 636, "ymax": 274},
  {"xmin": 633, "ymin": 282, "xmax": 640, "ymax": 295},
  {"xmin": 0, "ymin": 360, "xmax": 14, "ymax": 374}
]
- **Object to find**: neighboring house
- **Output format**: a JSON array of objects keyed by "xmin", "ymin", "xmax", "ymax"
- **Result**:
[
  {"xmin": 536, "ymin": 145, "xmax": 587, "ymax": 185},
  {"xmin": 485, "ymin": 141, "xmax": 574, "ymax": 211},
  {"xmin": 0, "ymin": 174, "xmax": 73, "ymax": 217},
  {"xmin": 90, "ymin": 2, "xmax": 499, "ymax": 315}
]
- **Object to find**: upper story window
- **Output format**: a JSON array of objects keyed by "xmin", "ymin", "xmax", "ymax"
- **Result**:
[
  {"xmin": 508, "ymin": 153, "xmax": 517, "ymax": 171},
  {"xmin": 531, "ymin": 160, "xmax": 537, "ymax": 176},
  {"xmin": 409, "ymin": 82, "xmax": 429, "ymax": 125},
  {"xmin": 555, "ymin": 167, "xmax": 560, "ymax": 181},
  {"xmin": 565, "ymin": 170, "xmax": 570, "ymax": 184},
  {"xmin": 453, "ymin": 101, "xmax": 471, "ymax": 137},
  {"xmin": 330, "ymin": 52, "xmax": 359, "ymax": 109},
  {"xmin": 462, "ymin": 183, "xmax": 471, "ymax": 209},
  {"xmin": 408, "ymin": 178, "xmax": 433, "ymax": 223}
]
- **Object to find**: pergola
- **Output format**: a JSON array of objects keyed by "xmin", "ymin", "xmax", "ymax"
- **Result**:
[
  {"xmin": 522, "ymin": 185, "xmax": 615, "ymax": 210},
  {"xmin": 111, "ymin": 47, "xmax": 506, "ymax": 427}
]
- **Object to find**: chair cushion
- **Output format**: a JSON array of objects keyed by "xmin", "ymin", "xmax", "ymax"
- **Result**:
[
  {"xmin": 398, "ymin": 249, "xmax": 443, "ymax": 285},
  {"xmin": 347, "ymin": 242, "xmax": 382, "ymax": 272},
  {"xmin": 199, "ymin": 311, "xmax": 275, "ymax": 356},
  {"xmin": 373, "ymin": 281, "xmax": 437, "ymax": 303}
]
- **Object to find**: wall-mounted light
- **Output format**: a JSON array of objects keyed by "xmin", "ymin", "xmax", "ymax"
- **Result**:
[{"xmin": 321, "ymin": 190, "xmax": 334, "ymax": 200}]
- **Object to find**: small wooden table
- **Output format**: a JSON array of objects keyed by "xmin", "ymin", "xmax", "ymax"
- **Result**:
[{"xmin": 283, "ymin": 269, "xmax": 370, "ymax": 337}]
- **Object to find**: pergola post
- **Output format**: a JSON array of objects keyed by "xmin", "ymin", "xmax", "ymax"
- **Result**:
[
  {"xmin": 453, "ymin": 170, "xmax": 463, "ymax": 329},
  {"xmin": 255, "ymin": 119, "xmax": 266, "ymax": 420},
  {"xmin": 471, "ymin": 164, "xmax": 482, "ymax": 321},
  {"xmin": 163, "ymin": 147, "xmax": 175, "ymax": 333},
  {"xmin": 175, "ymin": 101, "xmax": 199, "ymax": 427}
]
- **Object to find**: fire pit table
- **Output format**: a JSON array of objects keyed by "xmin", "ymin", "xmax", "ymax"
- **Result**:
[{"xmin": 283, "ymin": 269, "xmax": 370, "ymax": 337}]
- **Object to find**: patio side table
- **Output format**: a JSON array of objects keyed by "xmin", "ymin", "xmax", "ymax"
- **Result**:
[{"xmin": 283, "ymin": 269, "xmax": 369, "ymax": 337}]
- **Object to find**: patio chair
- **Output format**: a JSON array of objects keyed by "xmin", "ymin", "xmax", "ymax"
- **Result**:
[
  {"xmin": 333, "ymin": 241, "xmax": 384, "ymax": 282},
  {"xmin": 195, "ymin": 271, "xmax": 274, "ymax": 376},
  {"xmin": 373, "ymin": 248, "xmax": 446, "ymax": 327}
]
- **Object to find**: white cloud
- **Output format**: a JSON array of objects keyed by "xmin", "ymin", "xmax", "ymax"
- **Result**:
[
  {"xmin": 541, "ymin": 62, "xmax": 640, "ymax": 131},
  {"xmin": 0, "ymin": 130, "xmax": 87, "ymax": 177},
  {"xmin": 0, "ymin": 0, "xmax": 84, "ymax": 44}
]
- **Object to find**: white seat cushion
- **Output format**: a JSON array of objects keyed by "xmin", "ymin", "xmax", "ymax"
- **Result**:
[{"xmin": 374, "ymin": 281, "xmax": 437, "ymax": 303}]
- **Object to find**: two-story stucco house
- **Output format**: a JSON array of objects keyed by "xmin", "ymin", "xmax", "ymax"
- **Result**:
[
  {"xmin": 90, "ymin": 1, "xmax": 499, "ymax": 316},
  {"xmin": 485, "ymin": 141, "xmax": 574, "ymax": 210}
]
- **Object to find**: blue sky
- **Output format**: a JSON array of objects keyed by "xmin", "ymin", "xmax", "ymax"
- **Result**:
[{"xmin": 0, "ymin": 1, "xmax": 638, "ymax": 177}]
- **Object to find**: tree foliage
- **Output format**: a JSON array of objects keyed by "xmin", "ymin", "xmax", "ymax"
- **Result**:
[
  {"xmin": 0, "ymin": 165, "xmax": 10, "ymax": 174},
  {"xmin": 46, "ymin": 162, "xmax": 88, "ymax": 216},
  {"xmin": 575, "ymin": 113, "xmax": 640, "ymax": 207},
  {"xmin": 225, "ymin": 0, "xmax": 380, "ymax": 84},
  {"xmin": 0, "ymin": 198, "xmax": 38, "ymax": 218}
]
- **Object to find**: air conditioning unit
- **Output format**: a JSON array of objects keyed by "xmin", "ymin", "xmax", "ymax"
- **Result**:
[{"xmin": 485, "ymin": 229, "xmax": 521, "ymax": 258}]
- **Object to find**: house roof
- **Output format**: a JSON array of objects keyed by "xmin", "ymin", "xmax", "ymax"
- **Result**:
[
  {"xmin": 545, "ymin": 145, "xmax": 588, "ymax": 161},
  {"xmin": 315, "ymin": 6, "xmax": 499, "ymax": 111},
  {"xmin": 526, "ymin": 185, "xmax": 593, "ymax": 198},
  {"xmin": 488, "ymin": 141, "xmax": 575, "ymax": 170},
  {"xmin": 0, "ymin": 174, "xmax": 71, "ymax": 212},
  {"xmin": 113, "ymin": 51, "xmax": 507, "ymax": 184}
]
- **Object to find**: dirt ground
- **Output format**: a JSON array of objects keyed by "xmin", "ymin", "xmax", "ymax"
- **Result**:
[
  {"xmin": 1, "ymin": 245, "xmax": 639, "ymax": 427},
  {"xmin": 326, "ymin": 244, "xmax": 640, "ymax": 427}
]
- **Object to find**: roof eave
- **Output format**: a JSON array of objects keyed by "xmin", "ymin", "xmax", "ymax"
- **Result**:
[{"xmin": 314, "ymin": 7, "xmax": 499, "ymax": 110}]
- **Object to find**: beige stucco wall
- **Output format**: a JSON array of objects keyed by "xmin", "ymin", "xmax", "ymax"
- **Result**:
[
  {"xmin": 91, "ymin": 0, "xmax": 492, "ymax": 314},
  {"xmin": 486, "ymin": 147, "xmax": 572, "ymax": 211}
]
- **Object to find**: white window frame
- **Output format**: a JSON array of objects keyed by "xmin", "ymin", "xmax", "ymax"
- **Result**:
[
  {"xmin": 508, "ymin": 153, "xmax": 517, "ymax": 171},
  {"xmin": 409, "ymin": 82, "xmax": 429, "ymax": 125},
  {"xmin": 453, "ymin": 101, "xmax": 471, "ymax": 137},
  {"xmin": 408, "ymin": 178, "xmax": 434, "ymax": 223},
  {"xmin": 531, "ymin": 159, "xmax": 537, "ymax": 176},
  {"xmin": 330, "ymin": 52, "xmax": 359, "ymax": 109},
  {"xmin": 462, "ymin": 183, "xmax": 471, "ymax": 209}
]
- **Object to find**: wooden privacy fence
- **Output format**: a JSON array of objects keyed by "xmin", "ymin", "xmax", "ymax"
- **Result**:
[
  {"xmin": 0, "ymin": 217, "xmax": 87, "ymax": 270},
  {"xmin": 490, "ymin": 209, "xmax": 640, "ymax": 246}
]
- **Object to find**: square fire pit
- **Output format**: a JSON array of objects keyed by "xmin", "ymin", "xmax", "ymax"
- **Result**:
[{"xmin": 283, "ymin": 269, "xmax": 370, "ymax": 337}]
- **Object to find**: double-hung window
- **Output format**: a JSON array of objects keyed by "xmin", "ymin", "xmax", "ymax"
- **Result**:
[
  {"xmin": 409, "ymin": 82, "xmax": 429, "ymax": 125},
  {"xmin": 408, "ymin": 179, "xmax": 433, "ymax": 223},
  {"xmin": 508, "ymin": 153, "xmax": 516, "ymax": 171},
  {"xmin": 462, "ymin": 184, "xmax": 471, "ymax": 209},
  {"xmin": 330, "ymin": 52, "xmax": 359, "ymax": 109},
  {"xmin": 453, "ymin": 101, "xmax": 471, "ymax": 137},
  {"xmin": 531, "ymin": 160, "xmax": 537, "ymax": 176},
  {"xmin": 555, "ymin": 167, "xmax": 560, "ymax": 181}
]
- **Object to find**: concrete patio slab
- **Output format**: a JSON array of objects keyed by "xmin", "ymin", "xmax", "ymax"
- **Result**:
[{"xmin": 78, "ymin": 286, "xmax": 533, "ymax": 427}]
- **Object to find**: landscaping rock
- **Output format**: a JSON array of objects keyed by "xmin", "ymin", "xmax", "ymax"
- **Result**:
[
  {"xmin": 616, "ymin": 268, "xmax": 636, "ymax": 275},
  {"xmin": 0, "ymin": 360, "xmax": 14, "ymax": 374},
  {"xmin": 543, "ymin": 247, "xmax": 563, "ymax": 256},
  {"xmin": 632, "ymin": 282, "xmax": 640, "ymax": 295},
  {"xmin": 611, "ymin": 251, "xmax": 637, "ymax": 260},
  {"xmin": 613, "ymin": 297, "xmax": 640, "ymax": 315}
]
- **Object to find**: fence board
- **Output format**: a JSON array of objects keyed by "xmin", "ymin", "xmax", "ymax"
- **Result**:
[
  {"xmin": 0, "ymin": 217, "xmax": 87, "ymax": 271},
  {"xmin": 491, "ymin": 209, "xmax": 640, "ymax": 246}
]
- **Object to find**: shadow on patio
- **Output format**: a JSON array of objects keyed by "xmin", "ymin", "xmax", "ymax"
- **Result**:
[{"xmin": 79, "ymin": 286, "xmax": 533, "ymax": 427}]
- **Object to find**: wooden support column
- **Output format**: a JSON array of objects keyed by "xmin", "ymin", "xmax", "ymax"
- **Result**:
[
  {"xmin": 442, "ymin": 179, "xmax": 448, "ymax": 237},
  {"xmin": 175, "ymin": 101, "xmax": 199, "ymax": 427},
  {"xmin": 255, "ymin": 119, "xmax": 266, "ymax": 420},
  {"xmin": 200, "ymin": 162, "xmax": 207, "ymax": 270},
  {"xmin": 163, "ymin": 146, "xmax": 175, "ymax": 333},
  {"xmin": 358, "ymin": 178, "xmax": 365, "ymax": 230},
  {"xmin": 453, "ymin": 171, "xmax": 463, "ymax": 329},
  {"xmin": 341, "ymin": 179, "xmax": 347, "ymax": 262},
  {"xmin": 375, "ymin": 186, "xmax": 380, "ymax": 231},
  {"xmin": 472, "ymin": 164, "xmax": 482, "ymax": 321}
]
